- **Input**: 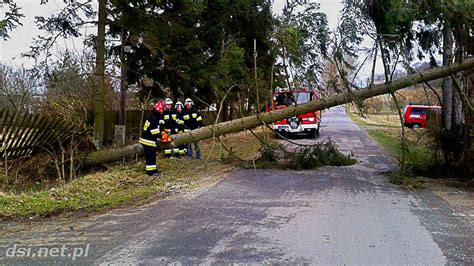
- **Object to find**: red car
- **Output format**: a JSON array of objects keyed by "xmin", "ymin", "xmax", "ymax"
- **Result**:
[{"xmin": 402, "ymin": 105, "xmax": 441, "ymax": 129}]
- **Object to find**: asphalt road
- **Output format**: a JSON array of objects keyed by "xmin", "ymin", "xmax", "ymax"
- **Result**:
[{"xmin": 1, "ymin": 107, "xmax": 472, "ymax": 264}]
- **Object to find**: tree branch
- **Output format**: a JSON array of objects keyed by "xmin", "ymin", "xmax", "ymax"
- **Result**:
[{"xmin": 84, "ymin": 58, "xmax": 474, "ymax": 166}]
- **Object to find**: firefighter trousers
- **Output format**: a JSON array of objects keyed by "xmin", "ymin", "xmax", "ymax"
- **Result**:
[{"xmin": 142, "ymin": 144, "xmax": 158, "ymax": 175}]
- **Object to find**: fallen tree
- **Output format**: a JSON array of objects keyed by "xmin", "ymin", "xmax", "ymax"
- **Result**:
[{"xmin": 84, "ymin": 58, "xmax": 474, "ymax": 166}]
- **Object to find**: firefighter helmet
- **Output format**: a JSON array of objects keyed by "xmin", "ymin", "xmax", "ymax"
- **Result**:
[
  {"xmin": 164, "ymin": 98, "xmax": 173, "ymax": 105},
  {"xmin": 175, "ymin": 101, "xmax": 184, "ymax": 109},
  {"xmin": 184, "ymin": 98, "xmax": 193, "ymax": 106},
  {"xmin": 154, "ymin": 102, "xmax": 165, "ymax": 113}
]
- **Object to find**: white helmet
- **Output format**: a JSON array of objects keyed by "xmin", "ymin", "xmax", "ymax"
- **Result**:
[
  {"xmin": 175, "ymin": 101, "xmax": 184, "ymax": 109},
  {"xmin": 184, "ymin": 98, "xmax": 193, "ymax": 106},
  {"xmin": 164, "ymin": 98, "xmax": 173, "ymax": 105}
]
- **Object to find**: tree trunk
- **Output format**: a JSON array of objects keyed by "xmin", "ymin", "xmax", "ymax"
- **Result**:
[
  {"xmin": 441, "ymin": 17, "xmax": 470, "ymax": 171},
  {"xmin": 469, "ymin": 71, "xmax": 474, "ymax": 171},
  {"xmin": 118, "ymin": 25, "xmax": 127, "ymax": 126},
  {"xmin": 83, "ymin": 58, "xmax": 474, "ymax": 166},
  {"xmin": 442, "ymin": 19, "xmax": 454, "ymax": 130},
  {"xmin": 229, "ymin": 103, "xmax": 235, "ymax": 120},
  {"xmin": 254, "ymin": 39, "xmax": 260, "ymax": 112},
  {"xmin": 282, "ymin": 48, "xmax": 292, "ymax": 90},
  {"xmin": 93, "ymin": 0, "xmax": 107, "ymax": 148},
  {"xmin": 222, "ymin": 103, "xmax": 228, "ymax": 122}
]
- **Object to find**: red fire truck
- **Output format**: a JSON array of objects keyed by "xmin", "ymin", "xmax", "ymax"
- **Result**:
[{"xmin": 267, "ymin": 87, "xmax": 321, "ymax": 138}]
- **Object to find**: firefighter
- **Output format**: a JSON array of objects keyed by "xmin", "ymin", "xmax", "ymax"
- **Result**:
[
  {"xmin": 174, "ymin": 101, "xmax": 188, "ymax": 157},
  {"xmin": 139, "ymin": 101, "xmax": 165, "ymax": 176},
  {"xmin": 163, "ymin": 98, "xmax": 178, "ymax": 157},
  {"xmin": 183, "ymin": 98, "xmax": 203, "ymax": 160}
]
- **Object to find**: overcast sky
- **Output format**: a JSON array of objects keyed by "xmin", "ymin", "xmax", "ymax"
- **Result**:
[{"xmin": 1, "ymin": 0, "xmax": 94, "ymax": 67}]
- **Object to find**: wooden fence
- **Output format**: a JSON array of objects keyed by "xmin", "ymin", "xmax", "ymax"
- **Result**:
[{"xmin": 0, "ymin": 109, "xmax": 90, "ymax": 160}]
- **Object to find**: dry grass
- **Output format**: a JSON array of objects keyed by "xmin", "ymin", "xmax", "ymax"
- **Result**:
[
  {"xmin": 347, "ymin": 104, "xmax": 438, "ymax": 177},
  {"xmin": 349, "ymin": 112, "xmax": 401, "ymax": 128},
  {"xmin": 0, "ymin": 131, "xmax": 262, "ymax": 219},
  {"xmin": 347, "ymin": 104, "xmax": 434, "ymax": 147}
]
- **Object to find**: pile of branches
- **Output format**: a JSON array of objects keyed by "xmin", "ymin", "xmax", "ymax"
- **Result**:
[{"xmin": 254, "ymin": 139, "xmax": 356, "ymax": 170}]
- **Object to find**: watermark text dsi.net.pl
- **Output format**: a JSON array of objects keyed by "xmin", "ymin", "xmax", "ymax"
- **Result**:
[{"xmin": 3, "ymin": 244, "xmax": 90, "ymax": 261}]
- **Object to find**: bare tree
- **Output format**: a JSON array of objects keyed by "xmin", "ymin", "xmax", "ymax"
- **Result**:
[
  {"xmin": 0, "ymin": 64, "xmax": 39, "ymax": 112},
  {"xmin": 39, "ymin": 50, "xmax": 96, "ymax": 128}
]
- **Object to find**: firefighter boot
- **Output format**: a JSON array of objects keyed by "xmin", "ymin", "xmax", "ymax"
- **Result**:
[{"xmin": 148, "ymin": 169, "xmax": 161, "ymax": 177}]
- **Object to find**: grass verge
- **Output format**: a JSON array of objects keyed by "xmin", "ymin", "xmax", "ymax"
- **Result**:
[
  {"xmin": 346, "ymin": 106, "xmax": 437, "ymax": 188},
  {"xmin": 0, "ymin": 131, "xmax": 261, "ymax": 219},
  {"xmin": 367, "ymin": 129, "xmax": 432, "ymax": 170}
]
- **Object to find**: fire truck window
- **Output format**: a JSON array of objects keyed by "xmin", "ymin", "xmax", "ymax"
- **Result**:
[
  {"xmin": 411, "ymin": 108, "xmax": 427, "ymax": 115},
  {"xmin": 294, "ymin": 93, "xmax": 310, "ymax": 104}
]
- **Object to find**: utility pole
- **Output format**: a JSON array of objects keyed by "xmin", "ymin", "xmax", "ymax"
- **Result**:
[
  {"xmin": 114, "ymin": 23, "xmax": 128, "ymax": 146},
  {"xmin": 270, "ymin": 61, "xmax": 274, "ymax": 110}
]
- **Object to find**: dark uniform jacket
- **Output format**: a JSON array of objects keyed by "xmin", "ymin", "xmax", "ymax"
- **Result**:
[
  {"xmin": 175, "ymin": 111, "xmax": 187, "ymax": 133},
  {"xmin": 183, "ymin": 107, "xmax": 203, "ymax": 131},
  {"xmin": 139, "ymin": 111, "xmax": 163, "ymax": 147},
  {"xmin": 162, "ymin": 108, "xmax": 178, "ymax": 134}
]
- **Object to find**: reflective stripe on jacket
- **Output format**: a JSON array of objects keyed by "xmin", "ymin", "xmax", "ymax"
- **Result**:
[
  {"xmin": 140, "ymin": 111, "xmax": 162, "ymax": 146},
  {"xmin": 183, "ymin": 107, "xmax": 203, "ymax": 130}
]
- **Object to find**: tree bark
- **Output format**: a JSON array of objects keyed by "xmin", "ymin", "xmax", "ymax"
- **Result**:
[
  {"xmin": 93, "ymin": 0, "xmax": 107, "ymax": 148},
  {"xmin": 229, "ymin": 103, "xmax": 235, "ymax": 120},
  {"xmin": 83, "ymin": 58, "xmax": 474, "ymax": 166},
  {"xmin": 222, "ymin": 103, "xmax": 228, "ymax": 122},
  {"xmin": 469, "ymin": 71, "xmax": 474, "ymax": 161},
  {"xmin": 442, "ymin": 19, "xmax": 454, "ymax": 130},
  {"xmin": 118, "ymin": 25, "xmax": 127, "ymax": 126},
  {"xmin": 441, "ymin": 16, "xmax": 469, "ymax": 169}
]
